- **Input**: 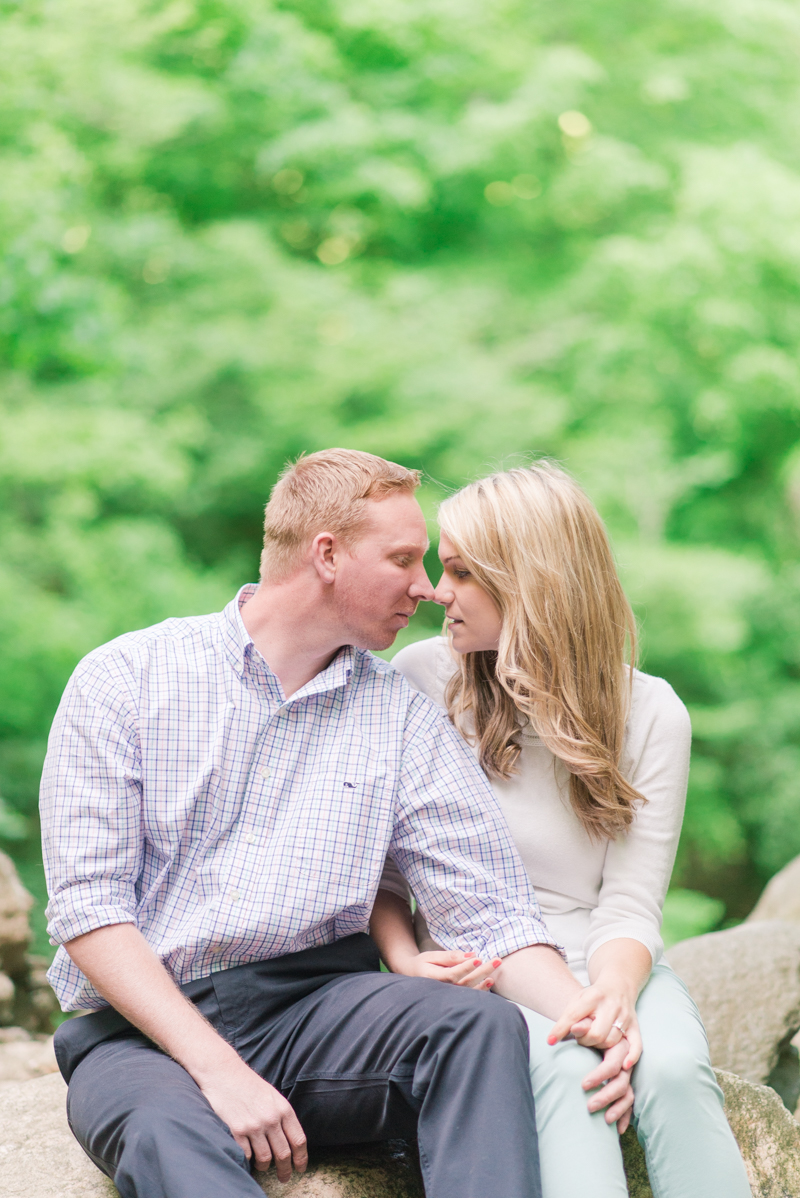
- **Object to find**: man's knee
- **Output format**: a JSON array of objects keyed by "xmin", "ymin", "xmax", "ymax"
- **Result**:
[{"xmin": 427, "ymin": 986, "xmax": 530, "ymax": 1054}]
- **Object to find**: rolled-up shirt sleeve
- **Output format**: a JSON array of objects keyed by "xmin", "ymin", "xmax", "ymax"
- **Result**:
[
  {"xmin": 389, "ymin": 693, "xmax": 562, "ymax": 963},
  {"xmin": 584, "ymin": 678, "xmax": 692, "ymax": 970},
  {"xmin": 41, "ymin": 651, "xmax": 143, "ymax": 946}
]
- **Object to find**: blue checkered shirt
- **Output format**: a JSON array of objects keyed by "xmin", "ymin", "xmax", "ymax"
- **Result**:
[{"xmin": 41, "ymin": 586, "xmax": 558, "ymax": 1010}]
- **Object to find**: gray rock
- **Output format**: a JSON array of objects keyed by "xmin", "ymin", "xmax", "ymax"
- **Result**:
[
  {"xmin": 665, "ymin": 921, "xmax": 800, "ymax": 1095},
  {"xmin": 716, "ymin": 1069, "xmax": 800, "ymax": 1198},
  {"xmin": 0, "ymin": 851, "xmax": 60, "ymax": 1033},
  {"xmin": 0, "ymin": 971, "xmax": 14, "ymax": 1023},
  {"xmin": 256, "ymin": 1142, "xmax": 424, "ymax": 1197},
  {"xmin": 0, "ymin": 1072, "xmax": 115, "ymax": 1198},
  {"xmin": 749, "ymin": 854, "xmax": 800, "ymax": 925},
  {"xmin": 0, "ymin": 850, "xmax": 33, "ymax": 979},
  {"xmin": 0, "ymin": 1074, "xmax": 424, "ymax": 1198},
  {"xmin": 1, "ymin": 1069, "xmax": 796, "ymax": 1198},
  {"xmin": 0, "ymin": 1031, "xmax": 58, "ymax": 1082}
]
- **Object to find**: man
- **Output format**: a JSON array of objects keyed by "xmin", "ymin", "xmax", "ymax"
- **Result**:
[{"xmin": 42, "ymin": 449, "xmax": 629, "ymax": 1198}]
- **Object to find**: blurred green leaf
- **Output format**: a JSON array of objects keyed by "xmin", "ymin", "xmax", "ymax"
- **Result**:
[{"xmin": 662, "ymin": 889, "xmax": 726, "ymax": 949}]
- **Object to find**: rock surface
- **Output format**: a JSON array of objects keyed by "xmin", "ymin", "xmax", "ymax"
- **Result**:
[
  {"xmin": 665, "ymin": 921, "xmax": 800, "ymax": 1093},
  {"xmin": 0, "ymin": 1027, "xmax": 58, "ymax": 1081},
  {"xmin": 749, "ymin": 853, "xmax": 800, "ymax": 925},
  {"xmin": 0, "ymin": 1074, "xmax": 424, "ymax": 1198},
  {"xmin": 716, "ymin": 1069, "xmax": 800, "ymax": 1198},
  {"xmin": 0, "ymin": 850, "xmax": 33, "ymax": 979},
  {"xmin": 1, "ymin": 1068, "xmax": 796, "ymax": 1198},
  {"xmin": 0, "ymin": 852, "xmax": 59, "ymax": 1033}
]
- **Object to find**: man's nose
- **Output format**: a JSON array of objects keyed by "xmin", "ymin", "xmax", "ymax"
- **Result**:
[{"xmin": 409, "ymin": 564, "xmax": 435, "ymax": 603}]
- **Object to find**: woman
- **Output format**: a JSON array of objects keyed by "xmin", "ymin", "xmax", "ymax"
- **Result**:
[{"xmin": 370, "ymin": 463, "xmax": 750, "ymax": 1198}]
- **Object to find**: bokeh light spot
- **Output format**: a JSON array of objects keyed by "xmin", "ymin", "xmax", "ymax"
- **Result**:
[
  {"xmin": 484, "ymin": 181, "xmax": 515, "ymax": 206},
  {"xmin": 62, "ymin": 225, "xmax": 91, "ymax": 253},
  {"xmin": 317, "ymin": 236, "xmax": 352, "ymax": 265},
  {"xmin": 512, "ymin": 174, "xmax": 542, "ymax": 199},
  {"xmin": 272, "ymin": 168, "xmax": 304, "ymax": 195},
  {"xmin": 558, "ymin": 110, "xmax": 592, "ymax": 138}
]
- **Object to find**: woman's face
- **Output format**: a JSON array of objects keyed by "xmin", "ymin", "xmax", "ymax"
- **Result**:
[{"xmin": 434, "ymin": 532, "xmax": 503, "ymax": 653}]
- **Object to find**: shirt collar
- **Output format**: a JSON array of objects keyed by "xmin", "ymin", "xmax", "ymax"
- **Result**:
[{"xmin": 221, "ymin": 584, "xmax": 357, "ymax": 699}]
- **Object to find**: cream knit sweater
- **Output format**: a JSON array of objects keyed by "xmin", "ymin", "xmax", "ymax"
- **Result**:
[{"xmin": 383, "ymin": 636, "xmax": 691, "ymax": 984}]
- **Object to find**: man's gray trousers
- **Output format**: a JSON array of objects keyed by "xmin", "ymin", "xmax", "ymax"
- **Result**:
[{"xmin": 54, "ymin": 934, "xmax": 541, "ymax": 1198}]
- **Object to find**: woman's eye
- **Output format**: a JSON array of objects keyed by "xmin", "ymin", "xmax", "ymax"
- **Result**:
[{"xmin": 453, "ymin": 570, "xmax": 470, "ymax": 580}]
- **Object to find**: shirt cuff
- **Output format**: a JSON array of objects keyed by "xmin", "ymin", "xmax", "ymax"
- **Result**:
[
  {"xmin": 429, "ymin": 911, "xmax": 566, "ymax": 964},
  {"xmin": 46, "ymin": 887, "xmax": 137, "ymax": 946}
]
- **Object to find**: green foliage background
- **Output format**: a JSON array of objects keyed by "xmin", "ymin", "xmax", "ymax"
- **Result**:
[{"xmin": 3, "ymin": 0, "xmax": 800, "ymax": 952}]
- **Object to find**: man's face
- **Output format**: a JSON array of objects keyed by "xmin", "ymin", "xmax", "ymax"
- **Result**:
[{"xmin": 333, "ymin": 492, "xmax": 434, "ymax": 650}]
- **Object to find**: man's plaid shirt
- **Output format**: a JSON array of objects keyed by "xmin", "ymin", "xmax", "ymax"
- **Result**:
[{"xmin": 41, "ymin": 585, "xmax": 558, "ymax": 1010}]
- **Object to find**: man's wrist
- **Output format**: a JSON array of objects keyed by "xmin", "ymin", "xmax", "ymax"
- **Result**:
[{"xmin": 177, "ymin": 1025, "xmax": 247, "ymax": 1085}]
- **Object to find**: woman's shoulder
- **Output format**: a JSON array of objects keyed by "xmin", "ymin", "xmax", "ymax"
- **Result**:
[
  {"xmin": 390, "ymin": 636, "xmax": 455, "ymax": 706},
  {"xmin": 628, "ymin": 668, "xmax": 692, "ymax": 742}
]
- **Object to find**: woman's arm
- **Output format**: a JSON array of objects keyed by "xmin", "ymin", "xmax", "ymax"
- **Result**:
[
  {"xmin": 551, "ymin": 678, "xmax": 692, "ymax": 1070},
  {"xmin": 369, "ymin": 889, "xmax": 498, "ymax": 988},
  {"xmin": 371, "ymin": 890, "xmax": 635, "ymax": 1126},
  {"xmin": 547, "ymin": 938, "xmax": 650, "ymax": 1070}
]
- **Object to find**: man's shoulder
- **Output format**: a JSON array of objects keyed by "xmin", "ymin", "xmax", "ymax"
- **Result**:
[
  {"xmin": 351, "ymin": 649, "xmax": 440, "ymax": 716},
  {"xmin": 75, "ymin": 610, "xmax": 225, "ymax": 678},
  {"xmin": 353, "ymin": 648, "xmax": 411, "ymax": 697}
]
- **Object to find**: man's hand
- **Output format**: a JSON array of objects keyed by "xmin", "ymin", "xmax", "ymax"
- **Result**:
[
  {"xmin": 198, "ymin": 1061, "xmax": 307, "ymax": 1179},
  {"xmin": 64, "ymin": 924, "xmax": 309, "ymax": 1180}
]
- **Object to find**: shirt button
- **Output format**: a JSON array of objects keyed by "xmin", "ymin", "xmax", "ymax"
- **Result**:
[
  {"xmin": 260, "ymin": 768, "xmax": 271, "ymax": 779},
  {"xmin": 229, "ymin": 891, "xmax": 241, "ymax": 903},
  {"xmin": 244, "ymin": 834, "xmax": 255, "ymax": 844}
]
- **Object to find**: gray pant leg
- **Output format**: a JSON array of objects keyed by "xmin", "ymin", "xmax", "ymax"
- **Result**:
[
  {"xmin": 58, "ymin": 940, "xmax": 542, "ymax": 1198},
  {"xmin": 216, "ymin": 964, "xmax": 542, "ymax": 1198},
  {"xmin": 66, "ymin": 1036, "xmax": 261, "ymax": 1198}
]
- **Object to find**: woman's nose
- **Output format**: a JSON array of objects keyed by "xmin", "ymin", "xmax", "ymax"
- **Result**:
[{"xmin": 433, "ymin": 579, "xmax": 453, "ymax": 606}]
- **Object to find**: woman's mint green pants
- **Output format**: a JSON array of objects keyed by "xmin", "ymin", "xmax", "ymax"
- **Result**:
[{"xmin": 517, "ymin": 963, "xmax": 752, "ymax": 1198}]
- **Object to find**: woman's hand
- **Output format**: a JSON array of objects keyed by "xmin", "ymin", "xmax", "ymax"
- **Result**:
[
  {"xmin": 396, "ymin": 949, "xmax": 501, "ymax": 990},
  {"xmin": 579, "ymin": 1038, "xmax": 635, "ymax": 1134},
  {"xmin": 547, "ymin": 979, "xmax": 643, "ymax": 1070}
]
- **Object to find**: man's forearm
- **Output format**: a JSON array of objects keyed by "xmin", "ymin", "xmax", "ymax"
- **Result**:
[
  {"xmin": 492, "ymin": 944, "xmax": 583, "ymax": 1020},
  {"xmin": 65, "ymin": 923, "xmax": 244, "ymax": 1083}
]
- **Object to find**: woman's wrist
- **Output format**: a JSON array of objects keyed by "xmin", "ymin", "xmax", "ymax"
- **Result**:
[
  {"xmin": 590, "ymin": 966, "xmax": 640, "ymax": 1005},
  {"xmin": 381, "ymin": 945, "xmax": 421, "ymax": 975}
]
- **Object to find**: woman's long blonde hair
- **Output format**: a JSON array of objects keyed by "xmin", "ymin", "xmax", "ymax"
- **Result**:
[{"xmin": 440, "ymin": 462, "xmax": 644, "ymax": 840}]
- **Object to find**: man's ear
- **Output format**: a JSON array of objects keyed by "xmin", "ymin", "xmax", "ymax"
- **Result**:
[{"xmin": 309, "ymin": 531, "xmax": 338, "ymax": 584}]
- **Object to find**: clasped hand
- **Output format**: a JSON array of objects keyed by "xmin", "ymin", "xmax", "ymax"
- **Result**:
[{"xmin": 401, "ymin": 949, "xmax": 637, "ymax": 1133}]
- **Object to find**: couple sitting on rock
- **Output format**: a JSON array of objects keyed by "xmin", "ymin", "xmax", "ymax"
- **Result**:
[{"xmin": 42, "ymin": 449, "xmax": 751, "ymax": 1198}]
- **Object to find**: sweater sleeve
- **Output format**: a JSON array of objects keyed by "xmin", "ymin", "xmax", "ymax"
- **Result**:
[
  {"xmin": 584, "ymin": 675, "xmax": 692, "ymax": 970},
  {"xmin": 390, "ymin": 637, "xmax": 450, "ymax": 708}
]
